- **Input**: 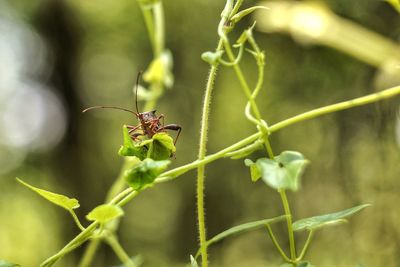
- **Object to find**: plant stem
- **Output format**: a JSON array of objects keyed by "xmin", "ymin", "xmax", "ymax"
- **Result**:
[
  {"xmin": 44, "ymin": 84, "xmax": 400, "ymax": 266},
  {"xmin": 78, "ymin": 239, "xmax": 101, "ymax": 267},
  {"xmin": 265, "ymin": 224, "xmax": 292, "ymax": 263},
  {"xmin": 223, "ymin": 39, "xmax": 263, "ymax": 121},
  {"xmin": 140, "ymin": 7, "xmax": 155, "ymax": 53},
  {"xmin": 196, "ymin": 38, "xmax": 225, "ymax": 267},
  {"xmin": 297, "ymin": 230, "xmax": 313, "ymax": 261},
  {"xmin": 270, "ymin": 85, "xmax": 400, "ymax": 132},
  {"xmin": 157, "ymin": 84, "xmax": 400, "ymax": 183},
  {"xmin": 40, "ymin": 222, "xmax": 98, "ymax": 267},
  {"xmin": 153, "ymin": 1, "xmax": 164, "ymax": 57},
  {"xmin": 105, "ymin": 234, "xmax": 136, "ymax": 267},
  {"xmin": 279, "ymin": 190, "xmax": 297, "ymax": 265},
  {"xmin": 69, "ymin": 210, "xmax": 85, "ymax": 231}
]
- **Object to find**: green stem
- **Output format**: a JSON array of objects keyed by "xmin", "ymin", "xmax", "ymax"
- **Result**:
[
  {"xmin": 270, "ymin": 85, "xmax": 400, "ymax": 132},
  {"xmin": 218, "ymin": 44, "xmax": 244, "ymax": 66},
  {"xmin": 77, "ymin": 186, "xmax": 132, "ymax": 266},
  {"xmin": 142, "ymin": 2, "xmax": 165, "ymax": 111},
  {"xmin": 140, "ymin": 6, "xmax": 156, "ymax": 53},
  {"xmin": 105, "ymin": 234, "xmax": 136, "ymax": 267},
  {"xmin": 296, "ymin": 230, "xmax": 314, "ymax": 261},
  {"xmin": 157, "ymin": 132, "xmax": 261, "ymax": 183},
  {"xmin": 44, "ymin": 84, "xmax": 400, "ymax": 266},
  {"xmin": 69, "ymin": 210, "xmax": 85, "ymax": 231},
  {"xmin": 222, "ymin": 36, "xmax": 276, "ymax": 161},
  {"xmin": 197, "ymin": 38, "xmax": 225, "ymax": 267},
  {"xmin": 40, "ymin": 222, "xmax": 98, "ymax": 267},
  {"xmin": 265, "ymin": 224, "xmax": 292, "ymax": 263},
  {"xmin": 78, "ymin": 239, "xmax": 101, "ymax": 267},
  {"xmin": 153, "ymin": 1, "xmax": 164, "ymax": 57},
  {"xmin": 158, "ymin": 84, "xmax": 400, "ymax": 182},
  {"xmin": 279, "ymin": 190, "xmax": 297, "ymax": 265},
  {"xmin": 42, "ymin": 190, "xmax": 140, "ymax": 267},
  {"xmin": 223, "ymin": 39, "xmax": 263, "ymax": 120}
]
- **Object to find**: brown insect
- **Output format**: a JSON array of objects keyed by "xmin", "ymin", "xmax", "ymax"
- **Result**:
[{"xmin": 82, "ymin": 72, "xmax": 181, "ymax": 145}]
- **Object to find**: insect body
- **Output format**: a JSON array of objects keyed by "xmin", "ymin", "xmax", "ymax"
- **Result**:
[{"xmin": 83, "ymin": 72, "xmax": 181, "ymax": 145}]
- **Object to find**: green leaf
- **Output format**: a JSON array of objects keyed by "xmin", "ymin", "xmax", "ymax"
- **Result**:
[
  {"xmin": 190, "ymin": 255, "xmax": 199, "ymax": 267},
  {"xmin": 230, "ymin": 6, "xmax": 269, "ymax": 24},
  {"xmin": 118, "ymin": 125, "xmax": 148, "ymax": 160},
  {"xmin": 386, "ymin": 0, "xmax": 400, "ymax": 13},
  {"xmin": 293, "ymin": 204, "xmax": 371, "ymax": 232},
  {"xmin": 17, "ymin": 178, "xmax": 80, "ymax": 211},
  {"xmin": 0, "ymin": 260, "xmax": 20, "ymax": 267},
  {"xmin": 235, "ymin": 21, "xmax": 256, "ymax": 46},
  {"xmin": 201, "ymin": 51, "xmax": 224, "ymax": 66},
  {"xmin": 244, "ymin": 159, "xmax": 261, "ymax": 182},
  {"xmin": 194, "ymin": 215, "xmax": 286, "ymax": 258},
  {"xmin": 255, "ymin": 151, "xmax": 309, "ymax": 191},
  {"xmin": 119, "ymin": 126, "xmax": 176, "ymax": 160},
  {"xmin": 146, "ymin": 133, "xmax": 176, "ymax": 160},
  {"xmin": 86, "ymin": 204, "xmax": 124, "ymax": 223},
  {"xmin": 124, "ymin": 158, "xmax": 170, "ymax": 190}
]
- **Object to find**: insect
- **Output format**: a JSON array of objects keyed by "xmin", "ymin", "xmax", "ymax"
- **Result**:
[{"xmin": 82, "ymin": 72, "xmax": 182, "ymax": 145}]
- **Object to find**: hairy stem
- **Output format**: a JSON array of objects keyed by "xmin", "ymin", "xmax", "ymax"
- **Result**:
[{"xmin": 196, "ymin": 38, "xmax": 225, "ymax": 267}]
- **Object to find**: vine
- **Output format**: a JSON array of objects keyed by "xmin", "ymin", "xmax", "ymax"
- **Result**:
[{"xmin": 8, "ymin": 1, "xmax": 400, "ymax": 267}]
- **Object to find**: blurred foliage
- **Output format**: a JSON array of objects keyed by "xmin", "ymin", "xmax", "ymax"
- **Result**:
[{"xmin": 0, "ymin": 0, "xmax": 400, "ymax": 266}]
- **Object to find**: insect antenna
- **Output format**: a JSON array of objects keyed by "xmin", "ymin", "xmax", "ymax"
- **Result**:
[
  {"xmin": 135, "ymin": 71, "xmax": 143, "ymax": 114},
  {"xmin": 82, "ymin": 106, "xmax": 138, "ymax": 116}
]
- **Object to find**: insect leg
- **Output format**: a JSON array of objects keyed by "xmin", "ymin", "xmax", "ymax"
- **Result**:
[
  {"xmin": 158, "ymin": 114, "xmax": 165, "ymax": 127},
  {"xmin": 161, "ymin": 124, "xmax": 182, "ymax": 145},
  {"xmin": 127, "ymin": 125, "xmax": 142, "ymax": 134},
  {"xmin": 130, "ymin": 131, "xmax": 145, "ymax": 141}
]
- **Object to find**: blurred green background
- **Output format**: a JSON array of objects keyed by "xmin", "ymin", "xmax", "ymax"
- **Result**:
[{"xmin": 0, "ymin": 0, "xmax": 399, "ymax": 266}]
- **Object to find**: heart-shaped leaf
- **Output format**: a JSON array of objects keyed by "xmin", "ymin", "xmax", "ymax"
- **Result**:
[
  {"xmin": 119, "ymin": 126, "xmax": 176, "ymax": 161},
  {"xmin": 17, "ymin": 178, "xmax": 79, "ymax": 211},
  {"xmin": 86, "ymin": 204, "xmax": 124, "ymax": 223},
  {"xmin": 146, "ymin": 133, "xmax": 176, "ymax": 160},
  {"xmin": 293, "ymin": 204, "xmax": 371, "ymax": 232},
  {"xmin": 247, "ymin": 151, "xmax": 309, "ymax": 191},
  {"xmin": 124, "ymin": 158, "xmax": 170, "ymax": 190},
  {"xmin": 118, "ymin": 125, "xmax": 148, "ymax": 160}
]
